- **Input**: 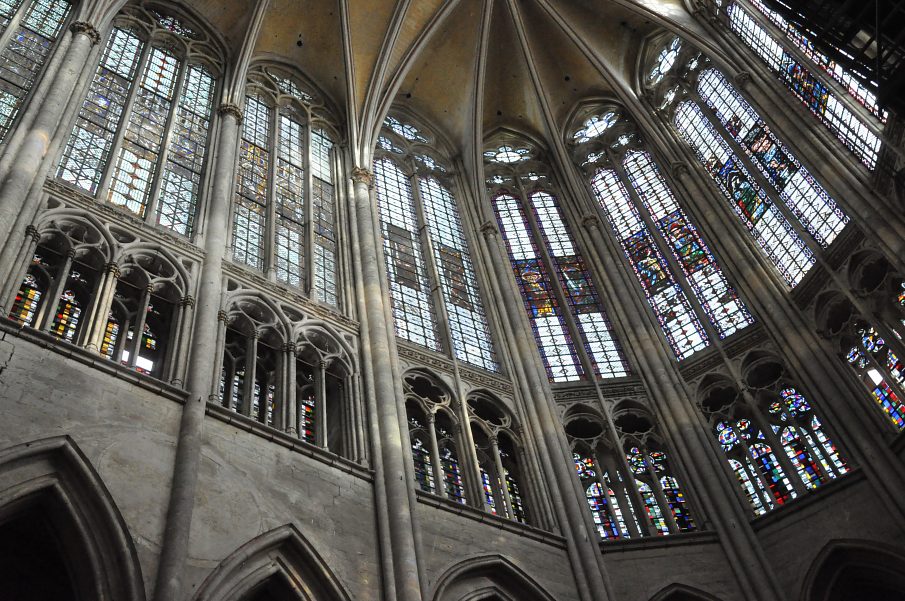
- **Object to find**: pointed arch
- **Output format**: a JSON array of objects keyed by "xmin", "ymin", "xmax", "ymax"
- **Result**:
[
  {"xmin": 800, "ymin": 539, "xmax": 905, "ymax": 601},
  {"xmin": 431, "ymin": 554, "xmax": 558, "ymax": 601},
  {"xmin": 0, "ymin": 436, "xmax": 146, "ymax": 601},
  {"xmin": 192, "ymin": 524, "xmax": 353, "ymax": 601},
  {"xmin": 649, "ymin": 582, "xmax": 723, "ymax": 601}
]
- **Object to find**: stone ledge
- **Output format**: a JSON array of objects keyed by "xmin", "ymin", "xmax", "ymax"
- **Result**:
[
  {"xmin": 750, "ymin": 467, "xmax": 865, "ymax": 532},
  {"xmin": 414, "ymin": 489, "xmax": 567, "ymax": 548},
  {"xmin": 204, "ymin": 402, "xmax": 374, "ymax": 481},
  {"xmin": 598, "ymin": 529, "xmax": 720, "ymax": 554},
  {"xmin": 0, "ymin": 318, "xmax": 188, "ymax": 404}
]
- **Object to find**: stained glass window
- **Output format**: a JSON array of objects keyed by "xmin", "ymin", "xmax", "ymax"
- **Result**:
[
  {"xmin": 0, "ymin": 0, "xmax": 72, "ymax": 142},
  {"xmin": 649, "ymin": 37, "xmax": 681, "ymax": 84},
  {"xmin": 591, "ymin": 169, "xmax": 708, "ymax": 359},
  {"xmin": 716, "ymin": 419, "xmax": 797, "ymax": 514},
  {"xmin": 375, "ymin": 157, "xmax": 440, "ymax": 350},
  {"xmin": 674, "ymin": 101, "xmax": 814, "ymax": 286},
  {"xmin": 230, "ymin": 68, "xmax": 339, "ymax": 307},
  {"xmin": 494, "ymin": 192, "xmax": 582, "ymax": 381},
  {"xmin": 57, "ymin": 14, "xmax": 216, "ymax": 235},
  {"xmin": 845, "ymin": 327, "xmax": 905, "ymax": 429},
  {"xmin": 725, "ymin": 1, "xmax": 882, "ymax": 168},
  {"xmin": 696, "ymin": 69, "xmax": 849, "ymax": 247},
  {"xmin": 622, "ymin": 150, "xmax": 754, "ymax": 338},
  {"xmin": 420, "ymin": 176, "xmax": 498, "ymax": 371}
]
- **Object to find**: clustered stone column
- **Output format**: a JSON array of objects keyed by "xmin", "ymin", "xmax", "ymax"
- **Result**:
[{"xmin": 152, "ymin": 102, "xmax": 243, "ymax": 601}]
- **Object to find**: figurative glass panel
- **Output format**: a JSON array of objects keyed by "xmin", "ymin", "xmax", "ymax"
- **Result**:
[
  {"xmin": 375, "ymin": 158, "xmax": 440, "ymax": 350},
  {"xmin": 697, "ymin": 69, "xmax": 848, "ymax": 247},
  {"xmin": 420, "ymin": 177, "xmax": 498, "ymax": 371},
  {"xmin": 623, "ymin": 150, "xmax": 754, "ymax": 338},
  {"xmin": 440, "ymin": 445, "xmax": 466, "ymax": 503},
  {"xmin": 0, "ymin": 0, "xmax": 72, "ymax": 142},
  {"xmin": 591, "ymin": 169, "xmax": 708, "ymax": 359},
  {"xmin": 274, "ymin": 110, "xmax": 306, "ymax": 287},
  {"xmin": 494, "ymin": 192, "xmax": 582, "ymax": 381},
  {"xmin": 528, "ymin": 191, "xmax": 628, "ymax": 378},
  {"xmin": 674, "ymin": 101, "xmax": 813, "ymax": 285},
  {"xmin": 726, "ymin": 2, "xmax": 882, "ymax": 168}
]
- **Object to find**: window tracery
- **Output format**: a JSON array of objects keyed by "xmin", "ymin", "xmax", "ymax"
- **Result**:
[
  {"xmin": 231, "ymin": 65, "xmax": 340, "ymax": 307},
  {"xmin": 697, "ymin": 354, "xmax": 848, "ymax": 516},
  {"xmin": 486, "ymin": 138, "xmax": 628, "ymax": 381},
  {"xmin": 5, "ymin": 213, "xmax": 190, "ymax": 382},
  {"xmin": 375, "ymin": 115, "xmax": 498, "ymax": 372},
  {"xmin": 569, "ymin": 108, "xmax": 753, "ymax": 359},
  {"xmin": 0, "ymin": 0, "xmax": 72, "ymax": 143},
  {"xmin": 217, "ymin": 299, "xmax": 355, "ymax": 456},
  {"xmin": 815, "ymin": 284, "xmax": 905, "ymax": 431},
  {"xmin": 468, "ymin": 394, "xmax": 530, "ymax": 524},
  {"xmin": 565, "ymin": 404, "xmax": 696, "ymax": 538},
  {"xmin": 651, "ymin": 38, "xmax": 854, "ymax": 289},
  {"xmin": 56, "ymin": 3, "xmax": 220, "ymax": 236}
]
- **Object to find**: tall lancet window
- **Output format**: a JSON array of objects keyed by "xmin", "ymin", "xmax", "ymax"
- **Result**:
[
  {"xmin": 485, "ymin": 140, "xmax": 628, "ymax": 381},
  {"xmin": 230, "ymin": 65, "xmax": 340, "ymax": 307},
  {"xmin": 568, "ymin": 108, "xmax": 753, "ymax": 360},
  {"xmin": 715, "ymin": 0, "xmax": 885, "ymax": 169},
  {"xmin": 0, "ymin": 0, "xmax": 72, "ymax": 143},
  {"xmin": 374, "ymin": 115, "xmax": 498, "ymax": 371},
  {"xmin": 649, "ymin": 36, "xmax": 851, "ymax": 288},
  {"xmin": 56, "ymin": 3, "xmax": 220, "ymax": 236}
]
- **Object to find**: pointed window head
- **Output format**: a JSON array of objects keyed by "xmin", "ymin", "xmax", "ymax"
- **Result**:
[
  {"xmin": 385, "ymin": 116, "xmax": 428, "ymax": 142},
  {"xmin": 484, "ymin": 145, "xmax": 531, "ymax": 163},
  {"xmin": 572, "ymin": 112, "xmax": 617, "ymax": 143},
  {"xmin": 649, "ymin": 37, "xmax": 682, "ymax": 83}
]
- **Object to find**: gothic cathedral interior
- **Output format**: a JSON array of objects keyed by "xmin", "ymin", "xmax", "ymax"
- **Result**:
[{"xmin": 0, "ymin": 0, "xmax": 903, "ymax": 600}]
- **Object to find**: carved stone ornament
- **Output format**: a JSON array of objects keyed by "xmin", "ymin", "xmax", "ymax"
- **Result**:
[
  {"xmin": 479, "ymin": 221, "xmax": 499, "ymax": 238},
  {"xmin": 581, "ymin": 214, "xmax": 601, "ymax": 229},
  {"xmin": 351, "ymin": 167, "xmax": 373, "ymax": 186},
  {"xmin": 218, "ymin": 103, "xmax": 243, "ymax": 123},
  {"xmin": 70, "ymin": 21, "xmax": 101, "ymax": 45},
  {"xmin": 733, "ymin": 71, "xmax": 752, "ymax": 89},
  {"xmin": 671, "ymin": 162, "xmax": 690, "ymax": 179}
]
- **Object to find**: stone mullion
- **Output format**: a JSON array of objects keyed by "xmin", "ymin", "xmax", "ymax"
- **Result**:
[
  {"xmin": 124, "ymin": 284, "xmax": 153, "ymax": 370},
  {"xmin": 0, "ymin": 23, "xmax": 101, "ymax": 248},
  {"xmin": 350, "ymin": 167, "xmax": 422, "ymax": 601},
  {"xmin": 242, "ymin": 332, "xmax": 258, "ymax": 417},
  {"xmin": 315, "ymin": 359, "xmax": 328, "ymax": 448},
  {"xmin": 263, "ymin": 106, "xmax": 280, "ymax": 280},
  {"xmin": 82, "ymin": 261, "xmax": 120, "ymax": 352},
  {"xmin": 39, "ymin": 250, "xmax": 73, "ymax": 332},
  {"xmin": 167, "ymin": 295, "xmax": 194, "ymax": 386},
  {"xmin": 144, "ymin": 56, "xmax": 189, "ymax": 225},
  {"xmin": 854, "ymin": 338, "xmax": 905, "ymax": 415},
  {"xmin": 304, "ymin": 118, "xmax": 315, "ymax": 295},
  {"xmin": 410, "ymin": 169, "xmax": 453, "ymax": 357},
  {"xmin": 795, "ymin": 419, "xmax": 835, "ymax": 482},
  {"xmin": 594, "ymin": 448, "xmax": 644, "ymax": 538},
  {"xmin": 744, "ymin": 394, "xmax": 808, "ymax": 495},
  {"xmin": 643, "ymin": 451, "xmax": 680, "ymax": 534},
  {"xmin": 585, "ymin": 453, "xmax": 623, "ymax": 539},
  {"xmin": 735, "ymin": 453, "xmax": 772, "ymax": 511},
  {"xmin": 94, "ymin": 40, "xmax": 153, "ymax": 208},
  {"xmin": 283, "ymin": 343, "xmax": 297, "ymax": 435},
  {"xmin": 426, "ymin": 413, "xmax": 446, "ymax": 499}
]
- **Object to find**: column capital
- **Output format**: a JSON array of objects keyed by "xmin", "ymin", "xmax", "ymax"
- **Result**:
[
  {"xmin": 479, "ymin": 221, "xmax": 499, "ymax": 238},
  {"xmin": 671, "ymin": 161, "xmax": 690, "ymax": 179},
  {"xmin": 733, "ymin": 71, "xmax": 752, "ymax": 89},
  {"xmin": 180, "ymin": 295, "xmax": 195, "ymax": 308},
  {"xmin": 104, "ymin": 261, "xmax": 121, "ymax": 277},
  {"xmin": 25, "ymin": 224, "xmax": 40, "ymax": 242},
  {"xmin": 351, "ymin": 167, "xmax": 373, "ymax": 186},
  {"xmin": 283, "ymin": 341, "xmax": 297, "ymax": 354},
  {"xmin": 217, "ymin": 309, "xmax": 229, "ymax": 323},
  {"xmin": 581, "ymin": 213, "xmax": 602, "ymax": 230},
  {"xmin": 217, "ymin": 103, "xmax": 243, "ymax": 123},
  {"xmin": 70, "ymin": 21, "xmax": 101, "ymax": 45}
]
